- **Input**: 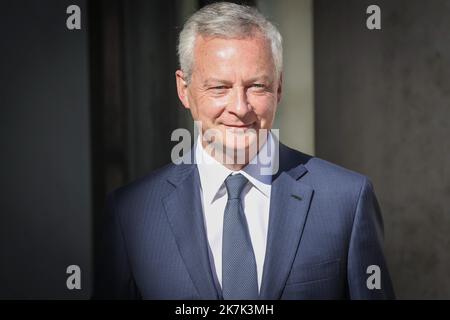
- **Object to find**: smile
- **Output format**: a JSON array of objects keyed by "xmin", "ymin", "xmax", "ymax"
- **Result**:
[{"xmin": 222, "ymin": 123, "xmax": 255, "ymax": 129}]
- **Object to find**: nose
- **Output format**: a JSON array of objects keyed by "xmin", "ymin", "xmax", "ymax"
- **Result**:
[{"xmin": 228, "ymin": 86, "xmax": 251, "ymax": 117}]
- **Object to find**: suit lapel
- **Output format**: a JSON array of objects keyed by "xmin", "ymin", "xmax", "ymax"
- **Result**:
[
  {"xmin": 259, "ymin": 145, "xmax": 314, "ymax": 299},
  {"xmin": 161, "ymin": 143, "xmax": 314, "ymax": 300},
  {"xmin": 162, "ymin": 163, "xmax": 219, "ymax": 299}
]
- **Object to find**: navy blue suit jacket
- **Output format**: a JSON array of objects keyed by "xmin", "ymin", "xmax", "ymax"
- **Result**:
[{"xmin": 95, "ymin": 143, "xmax": 395, "ymax": 299}]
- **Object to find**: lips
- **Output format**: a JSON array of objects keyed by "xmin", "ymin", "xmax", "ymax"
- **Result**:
[
  {"xmin": 222, "ymin": 123, "xmax": 255, "ymax": 128},
  {"xmin": 221, "ymin": 123, "xmax": 257, "ymax": 136}
]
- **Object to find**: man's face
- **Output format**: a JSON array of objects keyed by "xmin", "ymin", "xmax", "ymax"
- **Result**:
[{"xmin": 176, "ymin": 33, "xmax": 282, "ymax": 158}]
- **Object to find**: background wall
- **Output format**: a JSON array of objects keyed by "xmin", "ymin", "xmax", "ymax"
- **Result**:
[
  {"xmin": 1, "ymin": 0, "xmax": 449, "ymax": 299},
  {"xmin": 0, "ymin": 0, "xmax": 91, "ymax": 298},
  {"xmin": 258, "ymin": 0, "xmax": 315, "ymax": 155},
  {"xmin": 314, "ymin": 0, "xmax": 450, "ymax": 299}
]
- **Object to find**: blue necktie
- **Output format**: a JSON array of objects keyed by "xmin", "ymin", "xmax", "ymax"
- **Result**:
[{"xmin": 222, "ymin": 173, "xmax": 259, "ymax": 299}]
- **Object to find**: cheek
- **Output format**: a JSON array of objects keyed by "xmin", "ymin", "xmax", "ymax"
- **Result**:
[
  {"xmin": 249, "ymin": 96, "xmax": 277, "ymax": 123},
  {"xmin": 197, "ymin": 95, "xmax": 228, "ymax": 120}
]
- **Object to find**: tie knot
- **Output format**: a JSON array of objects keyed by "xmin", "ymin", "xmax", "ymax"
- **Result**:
[{"xmin": 225, "ymin": 173, "xmax": 248, "ymax": 200}]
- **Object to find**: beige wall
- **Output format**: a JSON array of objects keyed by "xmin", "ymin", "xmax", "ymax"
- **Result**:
[{"xmin": 257, "ymin": 0, "xmax": 315, "ymax": 155}]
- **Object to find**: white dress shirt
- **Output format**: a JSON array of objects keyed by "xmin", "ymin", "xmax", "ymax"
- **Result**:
[{"xmin": 195, "ymin": 132, "xmax": 276, "ymax": 292}]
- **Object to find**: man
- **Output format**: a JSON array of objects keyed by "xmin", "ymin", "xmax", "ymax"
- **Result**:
[{"xmin": 95, "ymin": 2, "xmax": 395, "ymax": 299}]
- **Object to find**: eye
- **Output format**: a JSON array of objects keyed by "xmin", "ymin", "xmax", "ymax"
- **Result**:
[
  {"xmin": 209, "ymin": 86, "xmax": 229, "ymax": 95},
  {"xmin": 249, "ymin": 84, "xmax": 266, "ymax": 92}
]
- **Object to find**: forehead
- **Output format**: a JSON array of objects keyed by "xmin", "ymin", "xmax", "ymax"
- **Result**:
[{"xmin": 192, "ymin": 34, "xmax": 275, "ymax": 76}]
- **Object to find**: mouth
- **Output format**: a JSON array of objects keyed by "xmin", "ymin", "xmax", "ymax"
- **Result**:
[{"xmin": 222, "ymin": 122, "xmax": 255, "ymax": 129}]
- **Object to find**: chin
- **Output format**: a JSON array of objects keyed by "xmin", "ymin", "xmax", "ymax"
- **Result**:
[
  {"xmin": 223, "ymin": 141, "xmax": 250, "ymax": 152},
  {"xmin": 223, "ymin": 135, "xmax": 259, "ymax": 153}
]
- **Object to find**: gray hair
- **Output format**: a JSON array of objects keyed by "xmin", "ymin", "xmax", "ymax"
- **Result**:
[{"xmin": 178, "ymin": 2, "xmax": 283, "ymax": 83}]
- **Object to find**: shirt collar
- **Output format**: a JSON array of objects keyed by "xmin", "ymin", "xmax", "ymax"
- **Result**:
[{"xmin": 195, "ymin": 131, "xmax": 275, "ymax": 204}]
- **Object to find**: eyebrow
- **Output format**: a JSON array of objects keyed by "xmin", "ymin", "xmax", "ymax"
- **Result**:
[
  {"xmin": 203, "ymin": 78, "xmax": 233, "ymax": 87},
  {"xmin": 203, "ymin": 76, "xmax": 272, "ymax": 87},
  {"xmin": 245, "ymin": 75, "xmax": 271, "ymax": 84}
]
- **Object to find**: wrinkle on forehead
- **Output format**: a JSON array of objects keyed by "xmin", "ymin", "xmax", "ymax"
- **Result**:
[{"xmin": 192, "ymin": 35, "xmax": 276, "ymax": 83}]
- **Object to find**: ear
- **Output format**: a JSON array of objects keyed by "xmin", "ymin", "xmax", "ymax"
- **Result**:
[
  {"xmin": 175, "ymin": 70, "xmax": 190, "ymax": 109},
  {"xmin": 276, "ymin": 72, "xmax": 283, "ymax": 104}
]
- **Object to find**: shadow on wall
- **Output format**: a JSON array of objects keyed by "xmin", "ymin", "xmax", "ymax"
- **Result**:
[{"xmin": 314, "ymin": 0, "xmax": 450, "ymax": 299}]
